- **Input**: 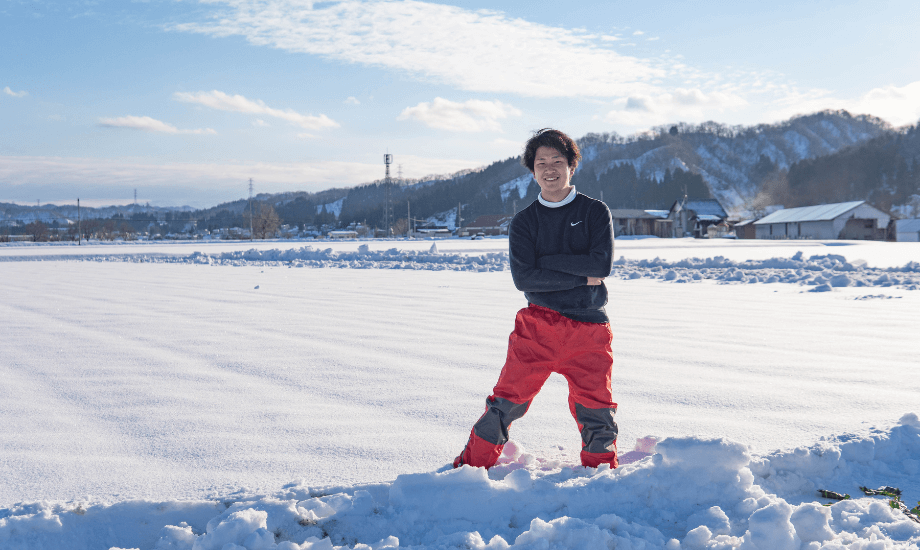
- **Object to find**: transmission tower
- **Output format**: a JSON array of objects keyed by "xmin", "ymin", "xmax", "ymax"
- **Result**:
[
  {"xmin": 384, "ymin": 153, "xmax": 393, "ymax": 237},
  {"xmin": 248, "ymin": 178, "xmax": 254, "ymax": 240}
]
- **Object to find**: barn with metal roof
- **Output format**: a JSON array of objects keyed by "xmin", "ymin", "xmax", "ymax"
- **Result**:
[
  {"xmin": 753, "ymin": 201, "xmax": 890, "ymax": 240},
  {"xmin": 894, "ymin": 219, "xmax": 920, "ymax": 242}
]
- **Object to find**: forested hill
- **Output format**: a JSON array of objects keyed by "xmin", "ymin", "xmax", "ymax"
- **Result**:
[
  {"xmin": 325, "ymin": 110, "xmax": 896, "ymax": 227},
  {"xmin": 763, "ymin": 122, "xmax": 920, "ymax": 216},
  {"xmin": 574, "ymin": 110, "xmax": 893, "ymax": 215}
]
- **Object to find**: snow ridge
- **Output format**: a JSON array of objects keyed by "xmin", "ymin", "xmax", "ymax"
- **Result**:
[
  {"xmin": 3, "ymin": 415, "xmax": 918, "ymax": 549},
  {"xmin": 8, "ymin": 247, "xmax": 918, "ymax": 291}
]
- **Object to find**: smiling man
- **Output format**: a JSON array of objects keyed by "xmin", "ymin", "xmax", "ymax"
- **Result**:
[{"xmin": 454, "ymin": 128, "xmax": 618, "ymax": 470}]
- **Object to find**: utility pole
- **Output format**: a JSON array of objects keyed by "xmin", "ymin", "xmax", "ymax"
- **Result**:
[
  {"xmin": 407, "ymin": 200, "xmax": 411, "ymax": 238},
  {"xmin": 384, "ymin": 153, "xmax": 393, "ymax": 237},
  {"xmin": 248, "ymin": 178, "xmax": 254, "ymax": 240},
  {"xmin": 457, "ymin": 201, "xmax": 463, "ymax": 234},
  {"xmin": 77, "ymin": 198, "xmax": 81, "ymax": 245}
]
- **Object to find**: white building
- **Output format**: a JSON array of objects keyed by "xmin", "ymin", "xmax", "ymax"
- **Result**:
[
  {"xmin": 410, "ymin": 228, "xmax": 452, "ymax": 239},
  {"xmin": 894, "ymin": 219, "xmax": 920, "ymax": 242},
  {"xmin": 753, "ymin": 201, "xmax": 890, "ymax": 240}
]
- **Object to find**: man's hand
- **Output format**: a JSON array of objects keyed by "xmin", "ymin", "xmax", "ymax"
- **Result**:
[{"xmin": 587, "ymin": 276, "xmax": 605, "ymax": 286}]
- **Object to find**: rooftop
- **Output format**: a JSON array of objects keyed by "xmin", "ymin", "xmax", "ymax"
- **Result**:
[
  {"xmin": 895, "ymin": 218, "xmax": 920, "ymax": 232},
  {"xmin": 754, "ymin": 201, "xmax": 865, "ymax": 224}
]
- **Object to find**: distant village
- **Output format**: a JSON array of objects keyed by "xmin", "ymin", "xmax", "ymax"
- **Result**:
[{"xmin": 3, "ymin": 195, "xmax": 920, "ymax": 243}]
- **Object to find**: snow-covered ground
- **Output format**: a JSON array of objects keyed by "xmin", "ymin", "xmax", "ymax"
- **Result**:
[{"xmin": 1, "ymin": 237, "xmax": 918, "ymax": 549}]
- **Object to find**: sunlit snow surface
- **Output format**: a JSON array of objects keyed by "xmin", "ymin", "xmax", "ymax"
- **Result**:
[{"xmin": 1, "ymin": 237, "xmax": 918, "ymax": 549}]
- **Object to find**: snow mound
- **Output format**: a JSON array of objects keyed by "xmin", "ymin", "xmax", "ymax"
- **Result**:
[
  {"xmin": 612, "ymin": 252, "xmax": 920, "ymax": 291},
  {"xmin": 3, "ymin": 416, "xmax": 918, "ymax": 550},
  {"xmin": 4, "ymin": 245, "xmax": 920, "ymax": 290}
]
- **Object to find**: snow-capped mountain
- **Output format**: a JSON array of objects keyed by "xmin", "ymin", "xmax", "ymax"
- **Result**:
[{"xmin": 577, "ymin": 110, "xmax": 891, "ymax": 214}]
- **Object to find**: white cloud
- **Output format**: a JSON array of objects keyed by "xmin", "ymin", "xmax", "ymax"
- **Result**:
[
  {"xmin": 3, "ymin": 86, "xmax": 28, "ymax": 98},
  {"xmin": 252, "ymin": 118, "xmax": 269, "ymax": 127},
  {"xmin": 0, "ymin": 154, "xmax": 481, "ymax": 194},
  {"xmin": 170, "ymin": 1, "xmax": 914, "ymax": 133},
  {"xmin": 98, "ymin": 115, "xmax": 216, "ymax": 135},
  {"xmin": 173, "ymin": 0, "xmax": 665, "ymax": 98},
  {"xmin": 846, "ymin": 81, "xmax": 920, "ymax": 126},
  {"xmin": 398, "ymin": 98, "xmax": 521, "ymax": 132},
  {"xmin": 344, "ymin": 96, "xmax": 360, "ymax": 105},
  {"xmin": 605, "ymin": 88, "xmax": 748, "ymax": 127},
  {"xmin": 759, "ymin": 80, "xmax": 920, "ymax": 128},
  {"xmin": 173, "ymin": 90, "xmax": 339, "ymax": 130}
]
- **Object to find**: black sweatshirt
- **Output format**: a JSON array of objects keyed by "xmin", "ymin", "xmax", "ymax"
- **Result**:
[{"xmin": 509, "ymin": 191, "xmax": 614, "ymax": 323}]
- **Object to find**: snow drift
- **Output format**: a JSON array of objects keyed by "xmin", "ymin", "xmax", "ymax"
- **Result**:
[
  {"xmin": 3, "ymin": 414, "xmax": 918, "ymax": 550},
  {"xmin": 3, "ymin": 244, "xmax": 919, "ymax": 291}
]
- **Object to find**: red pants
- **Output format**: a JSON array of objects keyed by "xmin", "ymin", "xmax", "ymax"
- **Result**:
[{"xmin": 456, "ymin": 304, "xmax": 618, "ymax": 469}]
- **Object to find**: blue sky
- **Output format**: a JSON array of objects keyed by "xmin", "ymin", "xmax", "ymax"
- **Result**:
[{"xmin": 2, "ymin": 0, "xmax": 919, "ymax": 207}]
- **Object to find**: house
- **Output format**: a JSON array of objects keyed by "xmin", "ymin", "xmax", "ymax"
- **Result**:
[
  {"xmin": 753, "ymin": 201, "xmax": 890, "ymax": 240},
  {"xmin": 328, "ymin": 230, "xmax": 358, "ymax": 239},
  {"xmin": 644, "ymin": 210, "xmax": 674, "ymax": 238},
  {"xmin": 668, "ymin": 199, "xmax": 728, "ymax": 238},
  {"xmin": 707, "ymin": 221, "xmax": 732, "ymax": 239},
  {"xmin": 733, "ymin": 219, "xmax": 757, "ymax": 239},
  {"xmin": 458, "ymin": 215, "xmax": 512, "ymax": 237},
  {"xmin": 3, "ymin": 234, "xmax": 33, "ymax": 242},
  {"xmin": 609, "ymin": 209, "xmax": 660, "ymax": 237},
  {"xmin": 411, "ymin": 228, "xmax": 452, "ymax": 239},
  {"xmin": 894, "ymin": 219, "xmax": 920, "ymax": 242}
]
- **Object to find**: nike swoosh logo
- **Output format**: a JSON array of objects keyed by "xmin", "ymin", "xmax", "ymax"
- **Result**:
[{"xmin": 570, "ymin": 221, "xmax": 583, "ymax": 226}]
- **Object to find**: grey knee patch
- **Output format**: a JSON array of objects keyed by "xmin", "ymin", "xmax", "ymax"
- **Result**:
[
  {"xmin": 574, "ymin": 403, "xmax": 618, "ymax": 453},
  {"xmin": 473, "ymin": 397, "xmax": 530, "ymax": 446}
]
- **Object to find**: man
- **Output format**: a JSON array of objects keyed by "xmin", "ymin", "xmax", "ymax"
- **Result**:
[{"xmin": 453, "ymin": 128, "xmax": 618, "ymax": 470}]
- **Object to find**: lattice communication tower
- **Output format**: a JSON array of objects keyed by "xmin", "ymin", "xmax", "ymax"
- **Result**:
[{"xmin": 384, "ymin": 153, "xmax": 393, "ymax": 237}]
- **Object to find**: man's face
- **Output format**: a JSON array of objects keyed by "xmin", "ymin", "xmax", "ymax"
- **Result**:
[{"xmin": 532, "ymin": 146, "xmax": 574, "ymax": 201}]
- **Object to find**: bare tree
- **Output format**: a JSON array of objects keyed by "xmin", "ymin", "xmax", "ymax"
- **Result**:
[
  {"xmin": 246, "ymin": 203, "xmax": 282, "ymax": 239},
  {"xmin": 391, "ymin": 218, "xmax": 408, "ymax": 237},
  {"xmin": 25, "ymin": 221, "xmax": 50, "ymax": 242}
]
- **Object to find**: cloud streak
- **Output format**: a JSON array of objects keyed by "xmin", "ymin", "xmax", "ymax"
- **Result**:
[
  {"xmin": 3, "ymin": 86, "xmax": 28, "ymax": 98},
  {"xmin": 173, "ymin": 0, "xmax": 665, "ymax": 98},
  {"xmin": 0, "ymin": 154, "xmax": 482, "ymax": 202},
  {"xmin": 398, "ymin": 98, "xmax": 521, "ymax": 132},
  {"xmin": 173, "ymin": 90, "xmax": 339, "ymax": 130},
  {"xmin": 606, "ymin": 88, "xmax": 749, "ymax": 127},
  {"xmin": 759, "ymin": 80, "xmax": 920, "ymax": 128},
  {"xmin": 98, "ymin": 115, "xmax": 216, "ymax": 135}
]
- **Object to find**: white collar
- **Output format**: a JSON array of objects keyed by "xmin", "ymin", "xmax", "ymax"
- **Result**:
[{"xmin": 538, "ymin": 187, "xmax": 577, "ymax": 208}]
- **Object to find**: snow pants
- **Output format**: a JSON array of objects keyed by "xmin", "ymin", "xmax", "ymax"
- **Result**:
[{"xmin": 455, "ymin": 304, "xmax": 618, "ymax": 469}]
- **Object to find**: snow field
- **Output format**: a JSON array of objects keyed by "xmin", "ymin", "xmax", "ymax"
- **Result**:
[{"xmin": 1, "ymin": 238, "xmax": 919, "ymax": 549}]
